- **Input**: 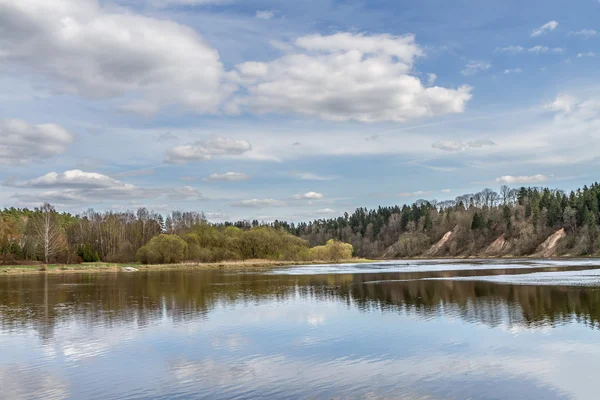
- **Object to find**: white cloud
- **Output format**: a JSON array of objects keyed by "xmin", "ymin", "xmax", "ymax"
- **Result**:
[
  {"xmin": 577, "ymin": 52, "xmax": 595, "ymax": 58},
  {"xmin": 495, "ymin": 174, "xmax": 549, "ymax": 184},
  {"xmin": 460, "ymin": 61, "xmax": 491, "ymax": 76},
  {"xmin": 504, "ymin": 68, "xmax": 522, "ymax": 74},
  {"xmin": 168, "ymin": 186, "xmax": 203, "ymax": 200},
  {"xmin": 427, "ymin": 73, "xmax": 437, "ymax": 86},
  {"xmin": 495, "ymin": 46, "xmax": 525, "ymax": 55},
  {"xmin": 294, "ymin": 192, "xmax": 324, "ymax": 200},
  {"xmin": 441, "ymin": 189, "xmax": 451, "ymax": 193},
  {"xmin": 204, "ymin": 172, "xmax": 250, "ymax": 181},
  {"xmin": 230, "ymin": 32, "xmax": 472, "ymax": 122},
  {"xmin": 398, "ymin": 191, "xmax": 431, "ymax": 197},
  {"xmin": 531, "ymin": 21, "xmax": 559, "ymax": 37},
  {"xmin": 528, "ymin": 46, "xmax": 564, "ymax": 54},
  {"xmin": 316, "ymin": 208, "xmax": 336, "ymax": 214},
  {"xmin": 11, "ymin": 170, "xmax": 161, "ymax": 204},
  {"xmin": 21, "ymin": 170, "xmax": 122, "ymax": 189},
  {"xmin": 0, "ymin": 0, "xmax": 232, "ymax": 115},
  {"xmin": 568, "ymin": 29, "xmax": 596, "ymax": 38},
  {"xmin": 432, "ymin": 139, "xmax": 495, "ymax": 152},
  {"xmin": 255, "ymin": 10, "xmax": 274, "ymax": 20},
  {"xmin": 165, "ymin": 137, "xmax": 252, "ymax": 163},
  {"xmin": 545, "ymin": 93, "xmax": 578, "ymax": 114},
  {"xmin": 496, "ymin": 45, "xmax": 563, "ymax": 55},
  {"xmin": 291, "ymin": 172, "xmax": 337, "ymax": 181},
  {"xmin": 0, "ymin": 119, "xmax": 73, "ymax": 165},
  {"xmin": 231, "ymin": 199, "xmax": 287, "ymax": 208},
  {"xmin": 205, "ymin": 212, "xmax": 230, "ymax": 221}
]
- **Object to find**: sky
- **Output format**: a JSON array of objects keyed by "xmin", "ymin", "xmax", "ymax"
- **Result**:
[{"xmin": 1, "ymin": 0, "xmax": 599, "ymax": 222}]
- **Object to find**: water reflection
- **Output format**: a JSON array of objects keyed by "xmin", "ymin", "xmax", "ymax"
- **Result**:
[
  {"xmin": 0, "ymin": 264, "xmax": 599, "ymax": 399},
  {"xmin": 2, "ymin": 267, "xmax": 600, "ymax": 336}
]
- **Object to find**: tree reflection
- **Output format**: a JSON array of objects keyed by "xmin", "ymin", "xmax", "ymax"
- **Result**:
[{"xmin": 1, "ymin": 269, "xmax": 599, "ymax": 340}]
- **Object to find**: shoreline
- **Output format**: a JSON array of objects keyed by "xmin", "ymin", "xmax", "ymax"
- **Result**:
[
  {"xmin": 2, "ymin": 255, "xmax": 599, "ymax": 275},
  {"xmin": 0, "ymin": 258, "xmax": 375, "ymax": 275}
]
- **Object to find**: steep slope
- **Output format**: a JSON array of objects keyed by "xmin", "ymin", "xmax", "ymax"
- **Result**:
[
  {"xmin": 481, "ymin": 234, "xmax": 512, "ymax": 256},
  {"xmin": 423, "ymin": 230, "xmax": 454, "ymax": 257},
  {"xmin": 534, "ymin": 228, "xmax": 566, "ymax": 258}
]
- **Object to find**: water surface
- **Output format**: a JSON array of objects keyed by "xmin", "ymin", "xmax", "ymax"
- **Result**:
[{"xmin": 1, "ymin": 259, "xmax": 600, "ymax": 399}]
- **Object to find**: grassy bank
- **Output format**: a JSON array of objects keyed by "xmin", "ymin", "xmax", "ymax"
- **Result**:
[{"xmin": 0, "ymin": 258, "xmax": 374, "ymax": 275}]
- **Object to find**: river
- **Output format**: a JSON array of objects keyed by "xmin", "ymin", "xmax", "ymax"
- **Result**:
[{"xmin": 1, "ymin": 259, "xmax": 599, "ymax": 399}]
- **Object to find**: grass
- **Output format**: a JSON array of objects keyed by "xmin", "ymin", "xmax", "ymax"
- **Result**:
[{"xmin": 0, "ymin": 258, "xmax": 375, "ymax": 275}]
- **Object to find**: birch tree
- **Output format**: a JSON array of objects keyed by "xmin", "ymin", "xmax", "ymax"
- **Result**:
[{"xmin": 31, "ymin": 203, "xmax": 63, "ymax": 264}]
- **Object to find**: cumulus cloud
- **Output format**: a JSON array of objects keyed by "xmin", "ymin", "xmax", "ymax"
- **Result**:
[
  {"xmin": 568, "ymin": 29, "xmax": 596, "ymax": 38},
  {"xmin": 461, "ymin": 61, "xmax": 491, "ymax": 76},
  {"xmin": 504, "ymin": 68, "xmax": 522, "ymax": 74},
  {"xmin": 204, "ymin": 172, "xmax": 250, "ymax": 181},
  {"xmin": 577, "ymin": 52, "xmax": 595, "ymax": 58},
  {"xmin": 0, "ymin": 119, "xmax": 74, "ymax": 165},
  {"xmin": 0, "ymin": 0, "xmax": 232, "ymax": 115},
  {"xmin": 432, "ymin": 139, "xmax": 495, "ymax": 152},
  {"xmin": 495, "ymin": 175, "xmax": 549, "ymax": 184},
  {"xmin": 11, "ymin": 170, "xmax": 161, "ymax": 204},
  {"xmin": 231, "ymin": 199, "xmax": 287, "ymax": 208},
  {"xmin": 167, "ymin": 186, "xmax": 203, "ymax": 200},
  {"xmin": 255, "ymin": 10, "xmax": 274, "ymax": 19},
  {"xmin": 398, "ymin": 191, "xmax": 431, "ymax": 197},
  {"xmin": 531, "ymin": 21, "xmax": 559, "ymax": 37},
  {"xmin": 229, "ymin": 32, "xmax": 472, "ymax": 122},
  {"xmin": 293, "ymin": 192, "xmax": 324, "ymax": 200},
  {"xmin": 20, "ymin": 170, "xmax": 123, "ymax": 189},
  {"xmin": 441, "ymin": 189, "xmax": 452, "ymax": 193},
  {"xmin": 165, "ymin": 137, "xmax": 252, "ymax": 163}
]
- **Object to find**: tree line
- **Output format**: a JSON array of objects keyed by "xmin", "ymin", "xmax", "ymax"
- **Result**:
[
  {"xmin": 2, "ymin": 182, "xmax": 600, "ymax": 264},
  {"xmin": 0, "ymin": 206, "xmax": 352, "ymax": 265}
]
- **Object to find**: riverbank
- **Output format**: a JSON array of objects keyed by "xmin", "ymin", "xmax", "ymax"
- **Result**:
[{"xmin": 0, "ymin": 258, "xmax": 375, "ymax": 275}]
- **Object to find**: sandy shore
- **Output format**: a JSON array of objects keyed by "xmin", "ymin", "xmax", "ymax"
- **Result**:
[{"xmin": 0, "ymin": 259, "xmax": 374, "ymax": 275}]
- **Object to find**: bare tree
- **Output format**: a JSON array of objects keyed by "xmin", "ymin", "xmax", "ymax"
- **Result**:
[
  {"xmin": 500, "ymin": 185, "xmax": 510, "ymax": 204},
  {"xmin": 31, "ymin": 203, "xmax": 63, "ymax": 264}
]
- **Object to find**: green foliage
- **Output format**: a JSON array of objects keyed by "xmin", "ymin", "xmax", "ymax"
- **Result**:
[
  {"xmin": 471, "ymin": 213, "xmax": 485, "ymax": 230},
  {"xmin": 136, "ymin": 234, "xmax": 188, "ymax": 264},
  {"xmin": 77, "ymin": 244, "xmax": 100, "ymax": 262},
  {"xmin": 309, "ymin": 239, "xmax": 354, "ymax": 261}
]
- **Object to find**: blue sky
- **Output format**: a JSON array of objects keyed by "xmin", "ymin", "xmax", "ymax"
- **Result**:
[{"xmin": 1, "ymin": 0, "xmax": 599, "ymax": 222}]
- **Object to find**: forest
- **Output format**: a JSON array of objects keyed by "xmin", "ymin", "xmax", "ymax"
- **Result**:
[{"xmin": 2, "ymin": 182, "xmax": 600, "ymax": 264}]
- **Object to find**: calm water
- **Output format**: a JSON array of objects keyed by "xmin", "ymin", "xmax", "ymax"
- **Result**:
[{"xmin": 2, "ymin": 260, "xmax": 600, "ymax": 399}]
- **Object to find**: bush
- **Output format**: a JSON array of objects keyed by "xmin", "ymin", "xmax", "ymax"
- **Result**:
[
  {"xmin": 308, "ymin": 239, "xmax": 353, "ymax": 261},
  {"xmin": 136, "ymin": 234, "xmax": 188, "ymax": 264}
]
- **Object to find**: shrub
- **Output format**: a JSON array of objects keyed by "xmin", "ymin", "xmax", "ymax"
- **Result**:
[
  {"xmin": 308, "ymin": 239, "xmax": 354, "ymax": 261},
  {"xmin": 136, "ymin": 234, "xmax": 188, "ymax": 264}
]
